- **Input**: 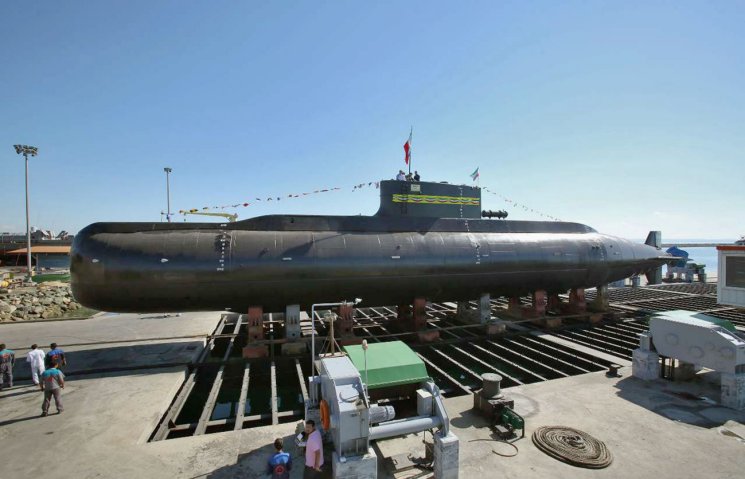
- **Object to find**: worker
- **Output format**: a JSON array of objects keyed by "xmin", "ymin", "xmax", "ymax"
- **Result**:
[
  {"xmin": 396, "ymin": 170, "xmax": 406, "ymax": 181},
  {"xmin": 26, "ymin": 343, "xmax": 46, "ymax": 390},
  {"xmin": 40, "ymin": 361, "xmax": 65, "ymax": 416},
  {"xmin": 45, "ymin": 342, "xmax": 66, "ymax": 369},
  {"xmin": 0, "ymin": 343, "xmax": 15, "ymax": 390},
  {"xmin": 267, "ymin": 437, "xmax": 292, "ymax": 479},
  {"xmin": 303, "ymin": 419, "xmax": 323, "ymax": 478}
]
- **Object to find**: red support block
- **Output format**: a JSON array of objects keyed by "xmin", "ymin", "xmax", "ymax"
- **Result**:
[
  {"xmin": 337, "ymin": 303, "xmax": 355, "ymax": 338},
  {"xmin": 247, "ymin": 306, "xmax": 264, "ymax": 342},
  {"xmin": 569, "ymin": 288, "xmax": 586, "ymax": 313},
  {"xmin": 397, "ymin": 303, "xmax": 412, "ymax": 323},
  {"xmin": 412, "ymin": 297, "xmax": 427, "ymax": 331},
  {"xmin": 532, "ymin": 290, "xmax": 547, "ymax": 316},
  {"xmin": 243, "ymin": 305, "xmax": 268, "ymax": 358}
]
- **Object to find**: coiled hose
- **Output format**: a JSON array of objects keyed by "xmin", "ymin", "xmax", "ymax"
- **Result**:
[{"xmin": 531, "ymin": 426, "xmax": 613, "ymax": 469}]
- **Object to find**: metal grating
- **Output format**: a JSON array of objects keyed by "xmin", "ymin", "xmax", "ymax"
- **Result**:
[
  {"xmin": 585, "ymin": 287, "xmax": 685, "ymax": 303},
  {"xmin": 149, "ymin": 282, "xmax": 735, "ymax": 441},
  {"xmin": 626, "ymin": 295, "xmax": 721, "ymax": 312}
]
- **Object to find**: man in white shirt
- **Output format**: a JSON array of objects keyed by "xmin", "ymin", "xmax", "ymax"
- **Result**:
[{"xmin": 26, "ymin": 344, "xmax": 46, "ymax": 390}]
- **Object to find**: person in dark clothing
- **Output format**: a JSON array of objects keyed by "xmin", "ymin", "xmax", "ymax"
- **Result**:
[
  {"xmin": 45, "ymin": 342, "xmax": 66, "ymax": 369},
  {"xmin": 414, "ymin": 171, "xmax": 420, "ymax": 182},
  {"xmin": 0, "ymin": 343, "xmax": 15, "ymax": 389},
  {"xmin": 40, "ymin": 361, "xmax": 65, "ymax": 416},
  {"xmin": 267, "ymin": 437, "xmax": 292, "ymax": 479}
]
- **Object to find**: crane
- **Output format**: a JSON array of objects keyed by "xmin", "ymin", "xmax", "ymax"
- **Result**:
[{"xmin": 181, "ymin": 211, "xmax": 238, "ymax": 222}]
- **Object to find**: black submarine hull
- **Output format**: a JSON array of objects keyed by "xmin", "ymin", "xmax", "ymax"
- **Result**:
[{"xmin": 70, "ymin": 213, "xmax": 666, "ymax": 313}]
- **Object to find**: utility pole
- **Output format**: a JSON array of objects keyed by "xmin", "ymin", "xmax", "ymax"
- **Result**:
[{"xmin": 13, "ymin": 144, "xmax": 38, "ymax": 281}]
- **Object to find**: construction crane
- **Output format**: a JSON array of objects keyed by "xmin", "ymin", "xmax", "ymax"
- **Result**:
[{"xmin": 181, "ymin": 211, "xmax": 238, "ymax": 222}]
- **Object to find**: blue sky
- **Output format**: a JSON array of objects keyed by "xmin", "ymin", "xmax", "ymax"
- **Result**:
[{"xmin": 1, "ymin": 1, "xmax": 743, "ymax": 240}]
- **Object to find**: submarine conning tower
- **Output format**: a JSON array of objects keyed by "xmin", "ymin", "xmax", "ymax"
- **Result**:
[{"xmin": 374, "ymin": 180, "xmax": 481, "ymax": 219}]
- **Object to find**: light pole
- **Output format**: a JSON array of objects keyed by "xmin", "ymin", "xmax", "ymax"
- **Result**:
[
  {"xmin": 13, "ymin": 144, "xmax": 38, "ymax": 280},
  {"xmin": 163, "ymin": 167, "xmax": 172, "ymax": 222}
]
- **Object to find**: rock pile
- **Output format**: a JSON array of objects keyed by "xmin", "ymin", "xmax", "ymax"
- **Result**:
[{"xmin": 0, "ymin": 284, "xmax": 84, "ymax": 322}]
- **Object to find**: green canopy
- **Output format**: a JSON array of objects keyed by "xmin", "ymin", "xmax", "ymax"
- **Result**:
[{"xmin": 343, "ymin": 341, "xmax": 429, "ymax": 390}]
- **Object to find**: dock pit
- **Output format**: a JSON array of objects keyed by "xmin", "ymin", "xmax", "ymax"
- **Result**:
[{"xmin": 146, "ymin": 282, "xmax": 744, "ymax": 442}]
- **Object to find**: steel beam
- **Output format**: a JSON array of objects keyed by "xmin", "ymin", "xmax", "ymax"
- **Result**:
[
  {"xmin": 449, "ymin": 344, "xmax": 523, "ymax": 385},
  {"xmin": 271, "ymin": 361, "xmax": 279, "ymax": 425},
  {"xmin": 428, "ymin": 347, "xmax": 482, "ymax": 383},
  {"xmin": 295, "ymin": 359, "xmax": 309, "ymax": 404},
  {"xmin": 487, "ymin": 340, "xmax": 568, "ymax": 378},
  {"xmin": 416, "ymin": 352, "xmax": 471, "ymax": 395},
  {"xmin": 234, "ymin": 363, "xmax": 250, "ymax": 431},
  {"xmin": 473, "ymin": 342, "xmax": 547, "ymax": 382},
  {"xmin": 503, "ymin": 337, "xmax": 590, "ymax": 374}
]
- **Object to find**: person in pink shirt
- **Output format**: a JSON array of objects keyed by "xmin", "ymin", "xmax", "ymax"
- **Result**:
[{"xmin": 303, "ymin": 419, "xmax": 323, "ymax": 478}]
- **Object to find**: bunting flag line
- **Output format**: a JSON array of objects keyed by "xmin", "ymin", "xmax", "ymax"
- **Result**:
[
  {"xmin": 178, "ymin": 182, "xmax": 381, "ymax": 215},
  {"xmin": 481, "ymin": 186, "xmax": 561, "ymax": 221},
  {"xmin": 176, "ymin": 179, "xmax": 560, "ymax": 223}
]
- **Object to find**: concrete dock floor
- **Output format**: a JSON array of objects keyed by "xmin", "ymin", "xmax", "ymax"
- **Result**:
[{"xmin": 2, "ymin": 313, "xmax": 744, "ymax": 478}]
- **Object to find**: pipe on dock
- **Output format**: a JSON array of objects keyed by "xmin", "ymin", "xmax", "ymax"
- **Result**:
[{"xmin": 369, "ymin": 416, "xmax": 442, "ymax": 441}]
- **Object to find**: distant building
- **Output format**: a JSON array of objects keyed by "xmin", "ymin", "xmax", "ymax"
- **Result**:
[
  {"xmin": 717, "ymin": 245, "xmax": 745, "ymax": 308},
  {"xmin": 0, "ymin": 227, "xmax": 73, "ymax": 269},
  {"xmin": 4, "ymin": 245, "xmax": 71, "ymax": 271}
]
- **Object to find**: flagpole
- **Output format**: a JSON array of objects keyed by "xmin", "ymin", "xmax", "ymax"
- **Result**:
[{"xmin": 408, "ymin": 126, "xmax": 413, "ymax": 175}]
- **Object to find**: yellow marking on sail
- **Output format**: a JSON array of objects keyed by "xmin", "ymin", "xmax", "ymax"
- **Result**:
[{"xmin": 392, "ymin": 194, "xmax": 480, "ymax": 206}]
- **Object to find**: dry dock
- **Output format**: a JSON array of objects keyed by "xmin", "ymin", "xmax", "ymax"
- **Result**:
[{"xmin": 1, "ymin": 284, "xmax": 744, "ymax": 478}]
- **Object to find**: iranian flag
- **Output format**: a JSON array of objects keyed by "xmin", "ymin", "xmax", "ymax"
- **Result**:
[
  {"xmin": 470, "ymin": 167, "xmax": 480, "ymax": 181},
  {"xmin": 403, "ymin": 129, "xmax": 412, "ymax": 165}
]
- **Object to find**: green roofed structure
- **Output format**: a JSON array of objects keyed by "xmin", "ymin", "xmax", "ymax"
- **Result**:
[{"xmin": 342, "ymin": 341, "xmax": 430, "ymax": 390}]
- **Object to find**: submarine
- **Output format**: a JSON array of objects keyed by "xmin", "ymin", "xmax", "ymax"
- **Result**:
[{"xmin": 70, "ymin": 180, "xmax": 671, "ymax": 313}]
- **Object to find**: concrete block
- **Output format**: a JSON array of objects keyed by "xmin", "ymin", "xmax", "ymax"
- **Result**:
[
  {"xmin": 632, "ymin": 349, "xmax": 660, "ymax": 381},
  {"xmin": 484, "ymin": 321, "xmax": 506, "ymax": 336},
  {"xmin": 639, "ymin": 332, "xmax": 652, "ymax": 351},
  {"xmin": 332, "ymin": 447, "xmax": 377, "ymax": 479},
  {"xmin": 720, "ymin": 373, "xmax": 745, "ymax": 410},
  {"xmin": 433, "ymin": 430, "xmax": 459, "ymax": 479},
  {"xmin": 417, "ymin": 389, "xmax": 433, "ymax": 417}
]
